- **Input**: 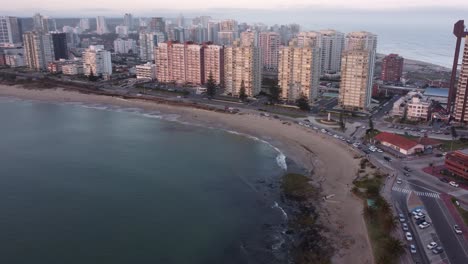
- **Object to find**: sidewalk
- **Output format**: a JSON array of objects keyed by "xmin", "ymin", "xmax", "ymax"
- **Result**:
[{"xmin": 440, "ymin": 193, "xmax": 468, "ymax": 241}]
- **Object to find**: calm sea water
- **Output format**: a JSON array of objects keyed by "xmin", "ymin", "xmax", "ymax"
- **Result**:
[{"xmin": 0, "ymin": 98, "xmax": 287, "ymax": 264}]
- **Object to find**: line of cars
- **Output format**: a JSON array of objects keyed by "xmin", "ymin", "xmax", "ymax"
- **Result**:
[{"xmin": 399, "ymin": 209, "xmax": 440, "ymax": 255}]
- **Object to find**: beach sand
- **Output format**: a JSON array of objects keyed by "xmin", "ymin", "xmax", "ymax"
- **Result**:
[{"xmin": 0, "ymin": 84, "xmax": 373, "ymax": 264}]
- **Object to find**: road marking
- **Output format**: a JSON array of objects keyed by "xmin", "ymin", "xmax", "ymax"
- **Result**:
[{"xmin": 392, "ymin": 186, "xmax": 440, "ymax": 199}]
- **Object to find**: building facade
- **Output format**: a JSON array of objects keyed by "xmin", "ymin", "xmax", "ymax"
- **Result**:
[
  {"xmin": 51, "ymin": 32, "xmax": 68, "ymax": 60},
  {"xmin": 82, "ymin": 45, "xmax": 112, "ymax": 77},
  {"xmin": 203, "ymin": 44, "xmax": 224, "ymax": 85},
  {"xmin": 139, "ymin": 32, "xmax": 163, "ymax": 62},
  {"xmin": 217, "ymin": 19, "xmax": 238, "ymax": 45},
  {"xmin": 0, "ymin": 16, "xmax": 22, "ymax": 44},
  {"xmin": 278, "ymin": 39, "xmax": 321, "ymax": 102},
  {"xmin": 319, "ymin": 29, "xmax": 344, "ymax": 74},
  {"xmin": 445, "ymin": 149, "xmax": 468, "ymax": 180},
  {"xmin": 113, "ymin": 38, "xmax": 137, "ymax": 54},
  {"xmin": 79, "ymin": 18, "xmax": 90, "ymax": 31},
  {"xmin": 136, "ymin": 62, "xmax": 156, "ymax": 80},
  {"xmin": 339, "ymin": 31, "xmax": 377, "ymax": 111},
  {"xmin": 96, "ymin": 16, "xmax": 109, "ymax": 35},
  {"xmin": 115, "ymin": 26, "xmax": 129, "ymax": 37},
  {"xmin": 224, "ymin": 40, "xmax": 261, "ymax": 97},
  {"xmin": 23, "ymin": 31, "xmax": 55, "ymax": 70},
  {"xmin": 149, "ymin": 17, "xmax": 165, "ymax": 33},
  {"xmin": 258, "ymin": 32, "xmax": 280, "ymax": 71},
  {"xmin": 381, "ymin": 54, "xmax": 404, "ymax": 83},
  {"xmin": 453, "ymin": 36, "xmax": 468, "ymax": 123},
  {"xmin": 123, "ymin": 13, "xmax": 134, "ymax": 30}
]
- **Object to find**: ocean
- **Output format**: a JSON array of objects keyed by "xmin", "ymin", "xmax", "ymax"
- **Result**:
[{"xmin": 0, "ymin": 97, "xmax": 288, "ymax": 264}]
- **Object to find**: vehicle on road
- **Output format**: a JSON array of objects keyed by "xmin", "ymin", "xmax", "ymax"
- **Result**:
[
  {"xmin": 377, "ymin": 148, "xmax": 383, "ymax": 153},
  {"xmin": 399, "ymin": 214, "xmax": 406, "ymax": 222},
  {"xmin": 397, "ymin": 178, "xmax": 402, "ymax": 184},
  {"xmin": 414, "ymin": 214, "xmax": 425, "ymax": 220},
  {"xmin": 440, "ymin": 178, "xmax": 449, "ymax": 183},
  {"xmin": 384, "ymin": 156, "xmax": 391, "ymax": 162},
  {"xmin": 432, "ymin": 246, "xmax": 444, "ymax": 254},
  {"xmin": 402, "ymin": 223, "xmax": 409, "ymax": 231},
  {"xmin": 449, "ymin": 181, "xmax": 459, "ymax": 187},
  {"xmin": 403, "ymin": 166, "xmax": 411, "ymax": 172},
  {"xmin": 410, "ymin": 244, "xmax": 417, "ymax": 254},
  {"xmin": 403, "ymin": 172, "xmax": 410, "ymax": 177},
  {"xmin": 419, "ymin": 222, "xmax": 431, "ymax": 229},
  {"xmin": 454, "ymin": 225, "xmax": 463, "ymax": 234},
  {"xmin": 427, "ymin": 242, "xmax": 437, "ymax": 250},
  {"xmin": 416, "ymin": 219, "xmax": 426, "ymax": 225},
  {"xmin": 405, "ymin": 232, "xmax": 413, "ymax": 241}
]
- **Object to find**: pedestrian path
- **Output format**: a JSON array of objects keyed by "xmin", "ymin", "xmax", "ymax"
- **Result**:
[{"xmin": 392, "ymin": 186, "xmax": 440, "ymax": 199}]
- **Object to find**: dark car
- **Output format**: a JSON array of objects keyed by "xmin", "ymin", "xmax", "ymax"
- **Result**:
[
  {"xmin": 415, "ymin": 219, "xmax": 426, "ymax": 225},
  {"xmin": 384, "ymin": 156, "xmax": 392, "ymax": 162},
  {"xmin": 404, "ymin": 166, "xmax": 411, "ymax": 172},
  {"xmin": 404, "ymin": 172, "xmax": 410, "ymax": 177},
  {"xmin": 440, "ymin": 178, "xmax": 449, "ymax": 183},
  {"xmin": 432, "ymin": 246, "xmax": 444, "ymax": 254}
]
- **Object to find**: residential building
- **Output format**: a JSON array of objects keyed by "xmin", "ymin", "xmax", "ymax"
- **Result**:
[
  {"xmin": 203, "ymin": 44, "xmax": 224, "ymax": 85},
  {"xmin": 0, "ymin": 16, "xmax": 22, "ymax": 44},
  {"xmin": 207, "ymin": 21, "xmax": 219, "ymax": 43},
  {"xmin": 240, "ymin": 30, "xmax": 258, "ymax": 47},
  {"xmin": 136, "ymin": 62, "xmax": 156, "ymax": 80},
  {"xmin": 381, "ymin": 54, "xmax": 404, "ymax": 83},
  {"xmin": 139, "ymin": 32, "xmax": 164, "ymax": 62},
  {"xmin": 453, "ymin": 36, "xmax": 468, "ymax": 123},
  {"xmin": 62, "ymin": 61, "xmax": 83, "ymax": 75},
  {"xmin": 154, "ymin": 42, "xmax": 186, "ymax": 83},
  {"xmin": 278, "ymin": 39, "xmax": 321, "ymax": 102},
  {"xmin": 149, "ymin": 17, "xmax": 165, "ymax": 33},
  {"xmin": 258, "ymin": 32, "xmax": 280, "ymax": 71},
  {"xmin": 33, "ymin": 13, "xmax": 49, "ymax": 32},
  {"xmin": 391, "ymin": 91, "xmax": 431, "ymax": 120},
  {"xmin": 224, "ymin": 40, "xmax": 261, "ymax": 97},
  {"xmin": 82, "ymin": 45, "xmax": 112, "ymax": 77},
  {"xmin": 23, "ymin": 31, "xmax": 54, "ymax": 70},
  {"xmin": 115, "ymin": 26, "xmax": 129, "ymax": 37},
  {"xmin": 96, "ymin": 16, "xmax": 109, "ymax": 35},
  {"xmin": 185, "ymin": 43, "xmax": 204, "ymax": 84},
  {"xmin": 374, "ymin": 132, "xmax": 424, "ymax": 155},
  {"xmin": 445, "ymin": 149, "xmax": 468, "ymax": 180},
  {"xmin": 339, "ymin": 31, "xmax": 377, "ymax": 111},
  {"xmin": 217, "ymin": 19, "xmax": 238, "ymax": 45},
  {"xmin": 296, "ymin": 31, "xmax": 322, "ymax": 48},
  {"xmin": 319, "ymin": 29, "xmax": 344, "ymax": 74},
  {"xmin": 114, "ymin": 38, "xmax": 137, "ymax": 54},
  {"xmin": 1, "ymin": 46, "xmax": 25, "ymax": 67},
  {"xmin": 51, "ymin": 32, "xmax": 68, "ymax": 60},
  {"xmin": 123, "ymin": 13, "xmax": 134, "ymax": 30},
  {"xmin": 79, "ymin": 18, "xmax": 90, "ymax": 31}
]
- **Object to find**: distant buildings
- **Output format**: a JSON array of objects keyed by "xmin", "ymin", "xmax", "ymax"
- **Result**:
[
  {"xmin": 258, "ymin": 32, "xmax": 280, "ymax": 71},
  {"xmin": 0, "ymin": 46, "xmax": 25, "ymax": 67},
  {"xmin": 207, "ymin": 21, "xmax": 219, "ymax": 43},
  {"xmin": 139, "ymin": 32, "xmax": 163, "ymax": 62},
  {"xmin": 453, "ymin": 35, "xmax": 468, "ymax": 123},
  {"xmin": 339, "ymin": 31, "xmax": 377, "ymax": 111},
  {"xmin": 51, "ymin": 32, "xmax": 68, "ymax": 60},
  {"xmin": 136, "ymin": 62, "xmax": 156, "ymax": 80},
  {"xmin": 217, "ymin": 19, "xmax": 238, "ymax": 45},
  {"xmin": 33, "ymin": 13, "xmax": 55, "ymax": 32},
  {"xmin": 96, "ymin": 16, "xmax": 109, "ymax": 35},
  {"xmin": 23, "ymin": 31, "xmax": 54, "ymax": 70},
  {"xmin": 115, "ymin": 26, "xmax": 129, "ymax": 37},
  {"xmin": 113, "ymin": 38, "xmax": 136, "ymax": 54},
  {"xmin": 149, "ymin": 17, "xmax": 165, "ymax": 33},
  {"xmin": 278, "ymin": 39, "xmax": 321, "ymax": 102},
  {"xmin": 123, "ymin": 13, "xmax": 134, "ymax": 31},
  {"xmin": 82, "ymin": 45, "xmax": 112, "ymax": 77},
  {"xmin": 61, "ymin": 60, "xmax": 83, "ymax": 75},
  {"xmin": 319, "ymin": 29, "xmax": 344, "ymax": 74},
  {"xmin": 0, "ymin": 16, "xmax": 22, "ymax": 44},
  {"xmin": 79, "ymin": 18, "xmax": 90, "ymax": 31},
  {"xmin": 224, "ymin": 40, "xmax": 261, "ymax": 97},
  {"xmin": 381, "ymin": 54, "xmax": 404, "ymax": 83}
]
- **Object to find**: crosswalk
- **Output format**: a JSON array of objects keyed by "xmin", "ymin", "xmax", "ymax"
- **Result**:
[{"xmin": 392, "ymin": 186, "xmax": 440, "ymax": 199}]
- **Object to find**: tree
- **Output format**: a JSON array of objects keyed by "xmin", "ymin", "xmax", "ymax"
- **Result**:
[
  {"xmin": 269, "ymin": 82, "xmax": 280, "ymax": 103},
  {"xmin": 88, "ymin": 69, "xmax": 98, "ymax": 82},
  {"xmin": 206, "ymin": 72, "xmax": 216, "ymax": 98},
  {"xmin": 339, "ymin": 112, "xmax": 346, "ymax": 131},
  {"xmin": 296, "ymin": 93, "xmax": 310, "ymax": 111},
  {"xmin": 401, "ymin": 106, "xmax": 408, "ymax": 122},
  {"xmin": 239, "ymin": 80, "xmax": 247, "ymax": 101},
  {"xmin": 369, "ymin": 117, "xmax": 374, "ymax": 131}
]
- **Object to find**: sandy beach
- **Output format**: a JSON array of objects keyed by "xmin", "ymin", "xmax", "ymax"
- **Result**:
[{"xmin": 0, "ymin": 84, "xmax": 373, "ymax": 264}]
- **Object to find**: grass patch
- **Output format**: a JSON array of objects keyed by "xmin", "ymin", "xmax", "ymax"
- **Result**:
[
  {"xmin": 281, "ymin": 173, "xmax": 317, "ymax": 200},
  {"xmin": 452, "ymin": 198, "xmax": 468, "ymax": 226}
]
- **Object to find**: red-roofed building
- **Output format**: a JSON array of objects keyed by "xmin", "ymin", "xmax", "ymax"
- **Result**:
[
  {"xmin": 445, "ymin": 149, "xmax": 468, "ymax": 180},
  {"xmin": 374, "ymin": 132, "xmax": 424, "ymax": 155}
]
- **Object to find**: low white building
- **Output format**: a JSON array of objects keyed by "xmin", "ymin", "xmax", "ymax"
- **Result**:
[
  {"xmin": 136, "ymin": 62, "xmax": 156, "ymax": 80},
  {"xmin": 113, "ymin": 38, "xmax": 137, "ymax": 54},
  {"xmin": 391, "ymin": 91, "xmax": 431, "ymax": 121}
]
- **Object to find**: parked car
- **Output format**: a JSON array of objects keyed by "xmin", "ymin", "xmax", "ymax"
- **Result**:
[
  {"xmin": 454, "ymin": 225, "xmax": 463, "ymax": 234},
  {"xmin": 397, "ymin": 178, "xmax": 402, "ymax": 184},
  {"xmin": 404, "ymin": 172, "xmax": 410, "ymax": 177},
  {"xmin": 410, "ymin": 244, "xmax": 417, "ymax": 254},
  {"xmin": 449, "ymin": 181, "xmax": 459, "ymax": 187},
  {"xmin": 399, "ymin": 214, "xmax": 406, "ymax": 222},
  {"xmin": 404, "ymin": 166, "xmax": 411, "ymax": 172},
  {"xmin": 415, "ymin": 219, "xmax": 426, "ymax": 225},
  {"xmin": 419, "ymin": 222, "xmax": 431, "ymax": 229},
  {"xmin": 384, "ymin": 156, "xmax": 392, "ymax": 162},
  {"xmin": 414, "ymin": 214, "xmax": 425, "ymax": 220},
  {"xmin": 402, "ymin": 223, "xmax": 409, "ymax": 231},
  {"xmin": 377, "ymin": 148, "xmax": 383, "ymax": 153},
  {"xmin": 432, "ymin": 246, "xmax": 444, "ymax": 254},
  {"xmin": 405, "ymin": 232, "xmax": 413, "ymax": 241},
  {"xmin": 427, "ymin": 242, "xmax": 437, "ymax": 250},
  {"xmin": 440, "ymin": 178, "xmax": 449, "ymax": 183}
]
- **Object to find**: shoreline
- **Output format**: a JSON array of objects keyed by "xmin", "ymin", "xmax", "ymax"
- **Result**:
[{"xmin": 0, "ymin": 84, "xmax": 373, "ymax": 263}]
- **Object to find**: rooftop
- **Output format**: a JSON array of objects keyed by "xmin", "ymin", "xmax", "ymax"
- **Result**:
[
  {"xmin": 424, "ymin": 87, "xmax": 449, "ymax": 98},
  {"xmin": 375, "ymin": 132, "xmax": 420, "ymax": 150}
]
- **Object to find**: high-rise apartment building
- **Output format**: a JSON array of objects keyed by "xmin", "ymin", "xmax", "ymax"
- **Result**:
[
  {"xmin": 150, "ymin": 17, "xmax": 165, "ymax": 33},
  {"xmin": 453, "ymin": 36, "xmax": 468, "ymax": 123},
  {"xmin": 185, "ymin": 44, "xmax": 204, "ymax": 84},
  {"xmin": 79, "ymin": 18, "xmax": 90, "ymax": 31},
  {"xmin": 339, "ymin": 31, "xmax": 377, "ymax": 111},
  {"xmin": 278, "ymin": 39, "xmax": 321, "ymax": 102},
  {"xmin": 258, "ymin": 32, "xmax": 280, "ymax": 71},
  {"xmin": 113, "ymin": 38, "xmax": 137, "ymax": 54},
  {"xmin": 240, "ymin": 30, "xmax": 258, "ymax": 47},
  {"xmin": 0, "ymin": 16, "xmax": 22, "ymax": 44},
  {"xmin": 96, "ymin": 16, "xmax": 109, "ymax": 35},
  {"xmin": 381, "ymin": 53, "xmax": 404, "ymax": 83},
  {"xmin": 296, "ymin": 31, "xmax": 322, "ymax": 48},
  {"xmin": 203, "ymin": 44, "xmax": 224, "ymax": 85},
  {"xmin": 207, "ymin": 21, "xmax": 219, "ymax": 43},
  {"xmin": 123, "ymin": 13, "xmax": 134, "ymax": 30},
  {"xmin": 51, "ymin": 32, "xmax": 68, "ymax": 60},
  {"xmin": 319, "ymin": 29, "xmax": 345, "ymax": 74},
  {"xmin": 82, "ymin": 45, "xmax": 112, "ymax": 77},
  {"xmin": 33, "ymin": 13, "xmax": 49, "ymax": 32},
  {"xmin": 224, "ymin": 40, "xmax": 261, "ymax": 97},
  {"xmin": 217, "ymin": 19, "xmax": 238, "ymax": 45},
  {"xmin": 139, "ymin": 32, "xmax": 164, "ymax": 62},
  {"xmin": 23, "ymin": 31, "xmax": 54, "ymax": 70}
]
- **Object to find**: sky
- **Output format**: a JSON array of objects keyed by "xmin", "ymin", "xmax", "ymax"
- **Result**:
[{"xmin": 2, "ymin": 0, "xmax": 468, "ymax": 16}]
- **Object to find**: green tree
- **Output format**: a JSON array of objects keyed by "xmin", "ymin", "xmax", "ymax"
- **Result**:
[
  {"xmin": 369, "ymin": 117, "xmax": 374, "ymax": 131},
  {"xmin": 296, "ymin": 93, "xmax": 310, "ymax": 111},
  {"xmin": 269, "ymin": 82, "xmax": 280, "ymax": 103},
  {"xmin": 239, "ymin": 80, "xmax": 247, "ymax": 101},
  {"xmin": 206, "ymin": 72, "xmax": 216, "ymax": 98},
  {"xmin": 339, "ymin": 112, "xmax": 346, "ymax": 131}
]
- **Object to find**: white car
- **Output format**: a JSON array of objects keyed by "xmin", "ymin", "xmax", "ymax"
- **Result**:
[
  {"xmin": 399, "ymin": 214, "xmax": 405, "ymax": 222},
  {"xmin": 377, "ymin": 149, "xmax": 383, "ymax": 153},
  {"xmin": 369, "ymin": 147, "xmax": 376, "ymax": 152},
  {"xmin": 419, "ymin": 222, "xmax": 431, "ymax": 229},
  {"xmin": 405, "ymin": 232, "xmax": 413, "ymax": 241},
  {"xmin": 449, "ymin": 181, "xmax": 459, "ymax": 187},
  {"xmin": 321, "ymin": 129, "xmax": 327, "ymax": 133},
  {"xmin": 313, "ymin": 127, "xmax": 318, "ymax": 130},
  {"xmin": 397, "ymin": 178, "xmax": 402, "ymax": 184},
  {"xmin": 410, "ymin": 244, "xmax": 417, "ymax": 254},
  {"xmin": 334, "ymin": 134, "xmax": 339, "ymax": 138},
  {"xmin": 427, "ymin": 242, "xmax": 437, "ymax": 250},
  {"xmin": 454, "ymin": 225, "xmax": 463, "ymax": 234},
  {"xmin": 402, "ymin": 223, "xmax": 409, "ymax": 231}
]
